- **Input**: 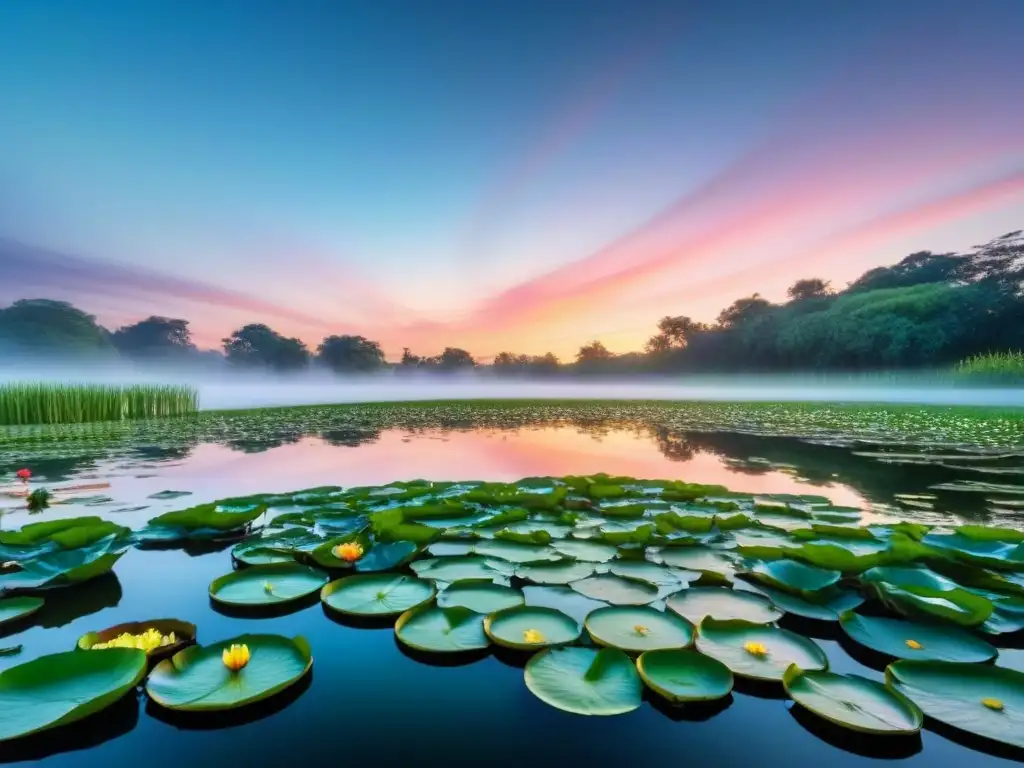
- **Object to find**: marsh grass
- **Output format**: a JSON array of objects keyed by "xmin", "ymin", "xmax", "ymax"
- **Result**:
[
  {"xmin": 955, "ymin": 351, "xmax": 1024, "ymax": 379},
  {"xmin": 0, "ymin": 383, "xmax": 199, "ymax": 426}
]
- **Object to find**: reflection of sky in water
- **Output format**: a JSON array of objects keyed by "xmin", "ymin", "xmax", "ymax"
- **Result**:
[
  {"xmin": 1, "ymin": 428, "xmax": 1023, "ymax": 766},
  {"xmin": 1, "ymin": 427, "xmax": 866, "ymax": 531}
]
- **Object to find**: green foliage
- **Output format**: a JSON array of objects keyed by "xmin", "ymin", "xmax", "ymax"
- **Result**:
[
  {"xmin": 316, "ymin": 335, "xmax": 385, "ymax": 373},
  {"xmin": 111, "ymin": 317, "xmax": 196, "ymax": 359},
  {"xmin": 0, "ymin": 383, "xmax": 198, "ymax": 425},
  {"xmin": 0, "ymin": 299, "xmax": 115, "ymax": 358},
  {"xmin": 222, "ymin": 323, "xmax": 310, "ymax": 370},
  {"xmin": 955, "ymin": 350, "xmax": 1024, "ymax": 379}
]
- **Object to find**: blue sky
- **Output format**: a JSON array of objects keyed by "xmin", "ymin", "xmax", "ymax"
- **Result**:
[{"xmin": 1, "ymin": 0, "xmax": 1021, "ymax": 357}]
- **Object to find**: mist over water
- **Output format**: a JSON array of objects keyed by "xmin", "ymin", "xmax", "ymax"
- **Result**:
[{"xmin": 1, "ymin": 358, "xmax": 1022, "ymax": 411}]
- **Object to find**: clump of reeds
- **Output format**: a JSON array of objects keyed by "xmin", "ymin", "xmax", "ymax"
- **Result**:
[
  {"xmin": 0, "ymin": 383, "xmax": 199, "ymax": 426},
  {"xmin": 954, "ymin": 351, "xmax": 1024, "ymax": 379}
]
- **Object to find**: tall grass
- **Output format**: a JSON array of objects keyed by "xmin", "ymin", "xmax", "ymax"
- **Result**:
[
  {"xmin": 954, "ymin": 351, "xmax": 1024, "ymax": 379},
  {"xmin": 0, "ymin": 383, "xmax": 199, "ymax": 425}
]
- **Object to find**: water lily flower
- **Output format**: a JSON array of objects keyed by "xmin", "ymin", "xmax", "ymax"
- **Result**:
[
  {"xmin": 222, "ymin": 643, "xmax": 251, "ymax": 671},
  {"xmin": 15, "ymin": 468, "xmax": 30, "ymax": 483},
  {"xmin": 982, "ymin": 697, "xmax": 1005, "ymax": 711},
  {"xmin": 743, "ymin": 641, "xmax": 768, "ymax": 657},
  {"xmin": 633, "ymin": 625, "xmax": 650, "ymax": 636},
  {"xmin": 905, "ymin": 639, "xmax": 923, "ymax": 650},
  {"xmin": 334, "ymin": 541, "xmax": 364, "ymax": 562},
  {"xmin": 522, "ymin": 629, "xmax": 546, "ymax": 644}
]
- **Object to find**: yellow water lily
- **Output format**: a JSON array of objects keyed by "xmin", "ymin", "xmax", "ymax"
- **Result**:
[
  {"xmin": 522, "ymin": 629, "xmax": 546, "ymax": 644},
  {"xmin": 92, "ymin": 628, "xmax": 177, "ymax": 652},
  {"xmin": 222, "ymin": 643, "xmax": 251, "ymax": 671},
  {"xmin": 905, "ymin": 639, "xmax": 923, "ymax": 650},
  {"xmin": 334, "ymin": 541, "xmax": 364, "ymax": 562},
  {"xmin": 982, "ymin": 697, "xmax": 1005, "ymax": 711},
  {"xmin": 633, "ymin": 625, "xmax": 650, "ymax": 636},
  {"xmin": 743, "ymin": 641, "xmax": 768, "ymax": 657}
]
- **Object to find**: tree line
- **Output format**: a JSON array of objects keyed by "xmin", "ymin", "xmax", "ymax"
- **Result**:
[{"xmin": 0, "ymin": 228, "xmax": 1019, "ymax": 374}]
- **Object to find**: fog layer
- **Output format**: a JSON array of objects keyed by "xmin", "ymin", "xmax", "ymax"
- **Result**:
[{"xmin": 1, "ymin": 362, "xmax": 1021, "ymax": 411}]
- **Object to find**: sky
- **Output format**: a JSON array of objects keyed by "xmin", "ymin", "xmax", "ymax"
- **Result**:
[{"xmin": 0, "ymin": 0, "xmax": 1022, "ymax": 360}]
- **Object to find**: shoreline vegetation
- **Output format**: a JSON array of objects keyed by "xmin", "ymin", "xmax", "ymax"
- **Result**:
[
  {"xmin": 0, "ymin": 383, "xmax": 199, "ymax": 426},
  {"xmin": 0, "ymin": 229, "xmax": 1020, "ymax": 379}
]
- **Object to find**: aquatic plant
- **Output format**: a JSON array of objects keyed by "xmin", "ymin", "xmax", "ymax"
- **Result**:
[
  {"xmin": 0, "ymin": 382, "xmax": 198, "ymax": 426},
  {"xmin": 955, "ymin": 350, "xmax": 1024, "ymax": 379}
]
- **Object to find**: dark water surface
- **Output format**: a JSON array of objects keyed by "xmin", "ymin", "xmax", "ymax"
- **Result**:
[{"xmin": 2, "ymin": 413, "xmax": 1024, "ymax": 766}]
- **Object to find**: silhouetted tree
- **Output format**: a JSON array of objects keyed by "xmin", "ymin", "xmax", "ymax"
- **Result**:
[
  {"xmin": 715, "ymin": 294, "xmax": 774, "ymax": 329},
  {"xmin": 0, "ymin": 299, "xmax": 115, "ymax": 357},
  {"xmin": 645, "ymin": 316, "xmax": 708, "ymax": 353},
  {"xmin": 576, "ymin": 340, "xmax": 613, "ymax": 364},
  {"xmin": 222, "ymin": 324, "xmax": 309, "ymax": 371},
  {"xmin": 112, "ymin": 316, "xmax": 195, "ymax": 358},
  {"xmin": 846, "ymin": 251, "xmax": 963, "ymax": 293},
  {"xmin": 786, "ymin": 278, "xmax": 832, "ymax": 302},
  {"xmin": 438, "ymin": 347, "xmax": 476, "ymax": 370},
  {"xmin": 316, "ymin": 334, "xmax": 385, "ymax": 373}
]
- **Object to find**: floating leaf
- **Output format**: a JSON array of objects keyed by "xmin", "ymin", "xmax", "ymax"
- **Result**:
[
  {"xmin": 746, "ymin": 560, "xmax": 841, "ymax": 594},
  {"xmin": 524, "ymin": 647, "xmax": 641, "ymax": 716},
  {"xmin": 0, "ymin": 647, "xmax": 147, "ymax": 742},
  {"xmin": 783, "ymin": 666, "xmax": 923, "ymax": 735},
  {"xmin": 839, "ymin": 612, "xmax": 997, "ymax": 662},
  {"xmin": 636, "ymin": 648, "xmax": 734, "ymax": 702},
  {"xmin": 355, "ymin": 540, "xmax": 419, "ymax": 572},
  {"xmin": 550, "ymin": 540, "xmax": 618, "ymax": 562},
  {"xmin": 522, "ymin": 585, "xmax": 608, "ymax": 624},
  {"xmin": 0, "ymin": 535, "xmax": 127, "ymax": 592},
  {"xmin": 695, "ymin": 618, "xmax": 828, "ymax": 681},
  {"xmin": 571, "ymin": 574, "xmax": 659, "ymax": 605},
  {"xmin": 0, "ymin": 596, "xmax": 43, "ymax": 627},
  {"xmin": 516, "ymin": 561, "xmax": 596, "ymax": 585},
  {"xmin": 77, "ymin": 618, "xmax": 196, "ymax": 660},
  {"xmin": 146, "ymin": 634, "xmax": 311, "ymax": 711},
  {"xmin": 209, "ymin": 563, "xmax": 328, "ymax": 607},
  {"xmin": 483, "ymin": 606, "xmax": 581, "ymax": 650},
  {"xmin": 394, "ymin": 604, "xmax": 489, "ymax": 653},
  {"xmin": 585, "ymin": 606, "xmax": 694, "ymax": 652},
  {"xmin": 472, "ymin": 540, "xmax": 562, "ymax": 564},
  {"xmin": 749, "ymin": 584, "xmax": 863, "ymax": 621},
  {"xmin": 410, "ymin": 556, "xmax": 513, "ymax": 584},
  {"xmin": 886, "ymin": 661, "xmax": 1024, "ymax": 749},
  {"xmin": 321, "ymin": 574, "xmax": 435, "ymax": 616},
  {"xmin": 667, "ymin": 587, "xmax": 782, "ymax": 624},
  {"xmin": 436, "ymin": 583, "xmax": 524, "ymax": 614}
]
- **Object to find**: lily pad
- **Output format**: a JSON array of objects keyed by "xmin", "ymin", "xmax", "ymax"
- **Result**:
[
  {"xmin": 839, "ymin": 611, "xmax": 997, "ymax": 662},
  {"xmin": 77, "ymin": 618, "xmax": 196, "ymax": 660},
  {"xmin": 695, "ymin": 618, "xmax": 828, "ymax": 682},
  {"xmin": 746, "ymin": 560, "xmax": 841, "ymax": 594},
  {"xmin": 209, "ymin": 563, "xmax": 328, "ymax": 607},
  {"xmin": 0, "ymin": 535, "xmax": 127, "ymax": 592},
  {"xmin": 585, "ymin": 606, "xmax": 694, "ymax": 652},
  {"xmin": 394, "ymin": 604, "xmax": 490, "ymax": 653},
  {"xmin": 0, "ymin": 596, "xmax": 44, "ymax": 627},
  {"xmin": 647, "ymin": 547, "xmax": 735, "ymax": 574},
  {"xmin": 436, "ymin": 583, "xmax": 524, "ymax": 613},
  {"xmin": 321, "ymin": 574, "xmax": 435, "ymax": 617},
  {"xmin": 524, "ymin": 647, "xmax": 642, "ymax": 716},
  {"xmin": 516, "ymin": 561, "xmax": 596, "ymax": 585},
  {"xmin": 636, "ymin": 648, "xmax": 734, "ymax": 702},
  {"xmin": 410, "ymin": 556, "xmax": 513, "ymax": 584},
  {"xmin": 355, "ymin": 540, "xmax": 420, "ymax": 572},
  {"xmin": 483, "ymin": 605, "xmax": 581, "ymax": 650},
  {"xmin": 571, "ymin": 574, "xmax": 659, "ymax": 605},
  {"xmin": 667, "ymin": 587, "xmax": 782, "ymax": 624},
  {"xmin": 146, "ymin": 634, "xmax": 311, "ymax": 712},
  {"xmin": 750, "ymin": 584, "xmax": 864, "ymax": 621},
  {"xmin": 866, "ymin": 580, "xmax": 993, "ymax": 627},
  {"xmin": 522, "ymin": 585, "xmax": 608, "ymax": 624},
  {"xmin": 886, "ymin": 660, "xmax": 1024, "ymax": 749},
  {"xmin": 0, "ymin": 647, "xmax": 147, "ymax": 742},
  {"xmin": 783, "ymin": 666, "xmax": 923, "ymax": 735},
  {"xmin": 551, "ymin": 539, "xmax": 618, "ymax": 562}
]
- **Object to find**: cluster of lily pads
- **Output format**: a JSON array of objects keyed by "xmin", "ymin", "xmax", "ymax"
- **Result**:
[{"xmin": 5, "ymin": 474, "xmax": 1024, "ymax": 751}]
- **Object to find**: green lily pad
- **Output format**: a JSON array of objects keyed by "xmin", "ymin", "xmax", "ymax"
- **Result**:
[
  {"xmin": 410, "ymin": 556, "xmax": 513, "ymax": 584},
  {"xmin": 886, "ymin": 661, "xmax": 1024, "ymax": 749},
  {"xmin": 522, "ymin": 585, "xmax": 608, "ymax": 624},
  {"xmin": 636, "ymin": 648, "xmax": 734, "ymax": 702},
  {"xmin": 146, "ymin": 634, "xmax": 311, "ymax": 711},
  {"xmin": 608, "ymin": 561, "xmax": 697, "ymax": 589},
  {"xmin": 695, "ymin": 618, "xmax": 828, "ymax": 681},
  {"xmin": 355, "ymin": 540, "xmax": 419, "ymax": 572},
  {"xmin": 321, "ymin": 574, "xmax": 435, "ymax": 616},
  {"xmin": 77, "ymin": 618, "xmax": 196, "ymax": 660},
  {"xmin": 571, "ymin": 574, "xmax": 659, "ymax": 605},
  {"xmin": 524, "ymin": 647, "xmax": 642, "ymax": 716},
  {"xmin": 436, "ymin": 583, "xmax": 524, "ymax": 613},
  {"xmin": 483, "ymin": 605, "xmax": 581, "ymax": 650},
  {"xmin": 839, "ymin": 611, "xmax": 997, "ymax": 662},
  {"xmin": 0, "ymin": 647, "xmax": 147, "ymax": 742},
  {"xmin": 667, "ymin": 587, "xmax": 782, "ymax": 624},
  {"xmin": 750, "ymin": 584, "xmax": 864, "ymax": 621},
  {"xmin": 551, "ymin": 539, "xmax": 618, "ymax": 562},
  {"xmin": 209, "ymin": 563, "xmax": 328, "ymax": 607},
  {"xmin": 746, "ymin": 560, "xmax": 841, "ymax": 594},
  {"xmin": 472, "ymin": 540, "xmax": 561, "ymax": 564},
  {"xmin": 0, "ymin": 596, "xmax": 44, "ymax": 627},
  {"xmin": 647, "ymin": 546, "xmax": 735, "ymax": 574},
  {"xmin": 866, "ymin": 580, "xmax": 993, "ymax": 627},
  {"xmin": 148, "ymin": 503, "xmax": 265, "ymax": 533},
  {"xmin": 783, "ymin": 666, "xmax": 923, "ymax": 735},
  {"xmin": 394, "ymin": 604, "xmax": 490, "ymax": 653},
  {"xmin": 585, "ymin": 606, "xmax": 694, "ymax": 652},
  {"xmin": 0, "ymin": 535, "xmax": 127, "ymax": 592},
  {"xmin": 516, "ymin": 561, "xmax": 596, "ymax": 585},
  {"xmin": 923, "ymin": 531, "xmax": 1024, "ymax": 570}
]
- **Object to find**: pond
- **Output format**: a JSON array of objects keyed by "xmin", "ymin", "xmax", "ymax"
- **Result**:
[{"xmin": 2, "ymin": 401, "xmax": 1024, "ymax": 766}]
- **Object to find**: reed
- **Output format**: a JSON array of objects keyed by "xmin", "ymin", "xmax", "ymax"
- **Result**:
[
  {"xmin": 0, "ymin": 383, "xmax": 199, "ymax": 426},
  {"xmin": 954, "ymin": 350, "xmax": 1024, "ymax": 379}
]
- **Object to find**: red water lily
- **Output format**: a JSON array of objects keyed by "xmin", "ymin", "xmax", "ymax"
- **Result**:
[{"xmin": 15, "ymin": 468, "xmax": 31, "ymax": 482}]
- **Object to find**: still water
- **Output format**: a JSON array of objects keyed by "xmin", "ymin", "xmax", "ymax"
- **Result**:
[{"xmin": 1, "ymin": 420, "xmax": 1023, "ymax": 766}]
